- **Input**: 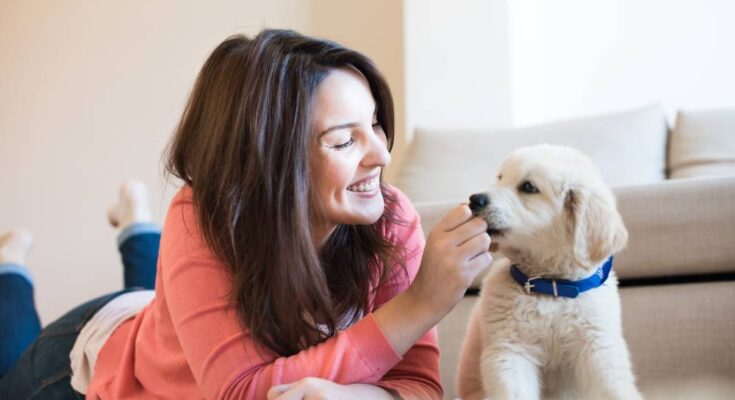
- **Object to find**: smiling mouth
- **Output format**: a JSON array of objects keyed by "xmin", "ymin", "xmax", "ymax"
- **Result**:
[{"xmin": 347, "ymin": 176, "xmax": 379, "ymax": 192}]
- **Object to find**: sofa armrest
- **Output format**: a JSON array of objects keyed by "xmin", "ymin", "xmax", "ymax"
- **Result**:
[{"xmin": 615, "ymin": 176, "xmax": 735, "ymax": 279}]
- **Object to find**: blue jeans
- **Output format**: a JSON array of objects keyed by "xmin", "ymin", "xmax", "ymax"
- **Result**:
[{"xmin": 0, "ymin": 223, "xmax": 160, "ymax": 399}]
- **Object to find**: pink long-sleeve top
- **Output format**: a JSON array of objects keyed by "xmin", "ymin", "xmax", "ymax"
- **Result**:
[{"xmin": 87, "ymin": 185, "xmax": 441, "ymax": 399}]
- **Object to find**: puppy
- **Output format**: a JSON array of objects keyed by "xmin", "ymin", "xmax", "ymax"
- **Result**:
[{"xmin": 456, "ymin": 144, "xmax": 641, "ymax": 400}]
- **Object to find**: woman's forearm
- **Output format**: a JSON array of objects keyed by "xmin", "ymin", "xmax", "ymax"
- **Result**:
[{"xmin": 372, "ymin": 288, "xmax": 443, "ymax": 356}]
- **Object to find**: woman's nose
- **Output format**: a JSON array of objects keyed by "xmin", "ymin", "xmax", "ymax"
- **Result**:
[{"xmin": 364, "ymin": 133, "xmax": 391, "ymax": 167}]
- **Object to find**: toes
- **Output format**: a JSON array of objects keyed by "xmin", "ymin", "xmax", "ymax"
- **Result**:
[
  {"xmin": 110, "ymin": 180, "xmax": 152, "ymax": 229},
  {"xmin": 0, "ymin": 229, "xmax": 33, "ymax": 246},
  {"xmin": 108, "ymin": 205, "xmax": 120, "ymax": 228}
]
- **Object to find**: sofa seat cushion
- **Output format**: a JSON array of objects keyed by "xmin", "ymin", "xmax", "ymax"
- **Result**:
[
  {"xmin": 396, "ymin": 105, "xmax": 669, "ymax": 203},
  {"xmin": 669, "ymin": 108, "xmax": 735, "ymax": 179},
  {"xmin": 621, "ymin": 281, "xmax": 735, "ymax": 392}
]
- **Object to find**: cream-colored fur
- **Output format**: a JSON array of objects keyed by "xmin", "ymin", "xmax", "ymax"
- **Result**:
[{"xmin": 456, "ymin": 144, "xmax": 641, "ymax": 400}]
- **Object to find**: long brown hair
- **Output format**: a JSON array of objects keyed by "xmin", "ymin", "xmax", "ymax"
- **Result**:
[{"xmin": 165, "ymin": 30, "xmax": 406, "ymax": 356}]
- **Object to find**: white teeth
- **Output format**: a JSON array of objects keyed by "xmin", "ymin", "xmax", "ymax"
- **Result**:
[{"xmin": 348, "ymin": 177, "xmax": 378, "ymax": 192}]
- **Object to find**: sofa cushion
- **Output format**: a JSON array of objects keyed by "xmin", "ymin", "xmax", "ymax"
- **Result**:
[
  {"xmin": 396, "ymin": 105, "xmax": 669, "ymax": 203},
  {"xmin": 438, "ymin": 282, "xmax": 735, "ymax": 399},
  {"xmin": 414, "ymin": 176, "xmax": 735, "ymax": 286},
  {"xmin": 669, "ymin": 108, "xmax": 735, "ymax": 179},
  {"xmin": 614, "ymin": 176, "xmax": 735, "ymax": 279}
]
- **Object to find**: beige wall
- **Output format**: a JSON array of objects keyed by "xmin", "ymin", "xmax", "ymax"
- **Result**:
[
  {"xmin": 306, "ymin": 0, "xmax": 407, "ymax": 182},
  {"xmin": 1, "ymin": 0, "xmax": 407, "ymax": 324},
  {"xmin": 2, "ymin": 1, "xmax": 405, "ymax": 323}
]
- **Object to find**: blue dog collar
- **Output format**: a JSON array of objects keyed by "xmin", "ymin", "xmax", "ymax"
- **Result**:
[{"xmin": 510, "ymin": 257, "xmax": 614, "ymax": 299}]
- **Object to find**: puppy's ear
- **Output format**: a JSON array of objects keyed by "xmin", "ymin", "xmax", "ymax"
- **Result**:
[{"xmin": 565, "ymin": 187, "xmax": 628, "ymax": 267}]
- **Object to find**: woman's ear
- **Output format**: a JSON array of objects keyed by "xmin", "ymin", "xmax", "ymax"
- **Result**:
[{"xmin": 565, "ymin": 186, "xmax": 628, "ymax": 267}]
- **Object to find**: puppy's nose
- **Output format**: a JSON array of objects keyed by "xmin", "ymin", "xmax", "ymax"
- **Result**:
[{"xmin": 469, "ymin": 193, "xmax": 489, "ymax": 212}]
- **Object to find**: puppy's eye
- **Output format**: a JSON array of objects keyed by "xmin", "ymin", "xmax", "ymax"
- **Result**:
[
  {"xmin": 518, "ymin": 180, "xmax": 539, "ymax": 194},
  {"xmin": 497, "ymin": 174, "xmax": 502, "ymax": 181}
]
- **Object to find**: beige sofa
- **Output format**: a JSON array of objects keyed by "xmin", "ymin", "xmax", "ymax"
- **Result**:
[{"xmin": 393, "ymin": 105, "xmax": 735, "ymax": 399}]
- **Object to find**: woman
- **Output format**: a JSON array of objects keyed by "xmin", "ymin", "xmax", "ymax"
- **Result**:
[{"xmin": 0, "ymin": 29, "xmax": 492, "ymax": 399}]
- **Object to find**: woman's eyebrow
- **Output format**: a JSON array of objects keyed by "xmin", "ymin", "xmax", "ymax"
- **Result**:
[
  {"xmin": 319, "ymin": 106, "xmax": 377, "ymax": 137},
  {"xmin": 319, "ymin": 122, "xmax": 360, "ymax": 137}
]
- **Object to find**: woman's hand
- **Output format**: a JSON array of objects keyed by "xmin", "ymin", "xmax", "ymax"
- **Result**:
[
  {"xmin": 267, "ymin": 378, "xmax": 395, "ymax": 400},
  {"xmin": 373, "ymin": 203, "xmax": 492, "ymax": 356},
  {"xmin": 408, "ymin": 203, "xmax": 492, "ymax": 317}
]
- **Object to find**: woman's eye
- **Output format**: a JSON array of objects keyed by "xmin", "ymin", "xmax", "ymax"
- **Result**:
[
  {"xmin": 332, "ymin": 137, "xmax": 355, "ymax": 150},
  {"xmin": 518, "ymin": 180, "xmax": 539, "ymax": 194}
]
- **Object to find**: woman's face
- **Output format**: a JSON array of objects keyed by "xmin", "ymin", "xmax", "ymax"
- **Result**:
[{"xmin": 310, "ymin": 68, "xmax": 391, "ymax": 243}]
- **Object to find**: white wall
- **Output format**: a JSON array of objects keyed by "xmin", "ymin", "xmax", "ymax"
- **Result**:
[
  {"xmin": 508, "ymin": 0, "xmax": 735, "ymax": 126},
  {"xmin": 404, "ymin": 0, "xmax": 512, "ymax": 135},
  {"xmin": 402, "ymin": 0, "xmax": 735, "ymax": 132}
]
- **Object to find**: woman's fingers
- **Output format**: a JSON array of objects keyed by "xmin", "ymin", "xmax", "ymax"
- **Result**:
[
  {"xmin": 411, "ymin": 204, "xmax": 493, "ymax": 317},
  {"xmin": 451, "ymin": 217, "xmax": 488, "ymax": 247},
  {"xmin": 267, "ymin": 384, "xmax": 294, "ymax": 400},
  {"xmin": 457, "ymin": 231, "xmax": 492, "ymax": 261},
  {"xmin": 435, "ymin": 204, "xmax": 473, "ymax": 233},
  {"xmin": 467, "ymin": 250, "xmax": 493, "ymax": 275}
]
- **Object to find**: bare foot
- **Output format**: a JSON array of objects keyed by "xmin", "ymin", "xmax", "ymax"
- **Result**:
[
  {"xmin": 0, "ymin": 229, "xmax": 34, "ymax": 265},
  {"xmin": 107, "ymin": 180, "xmax": 153, "ymax": 230}
]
